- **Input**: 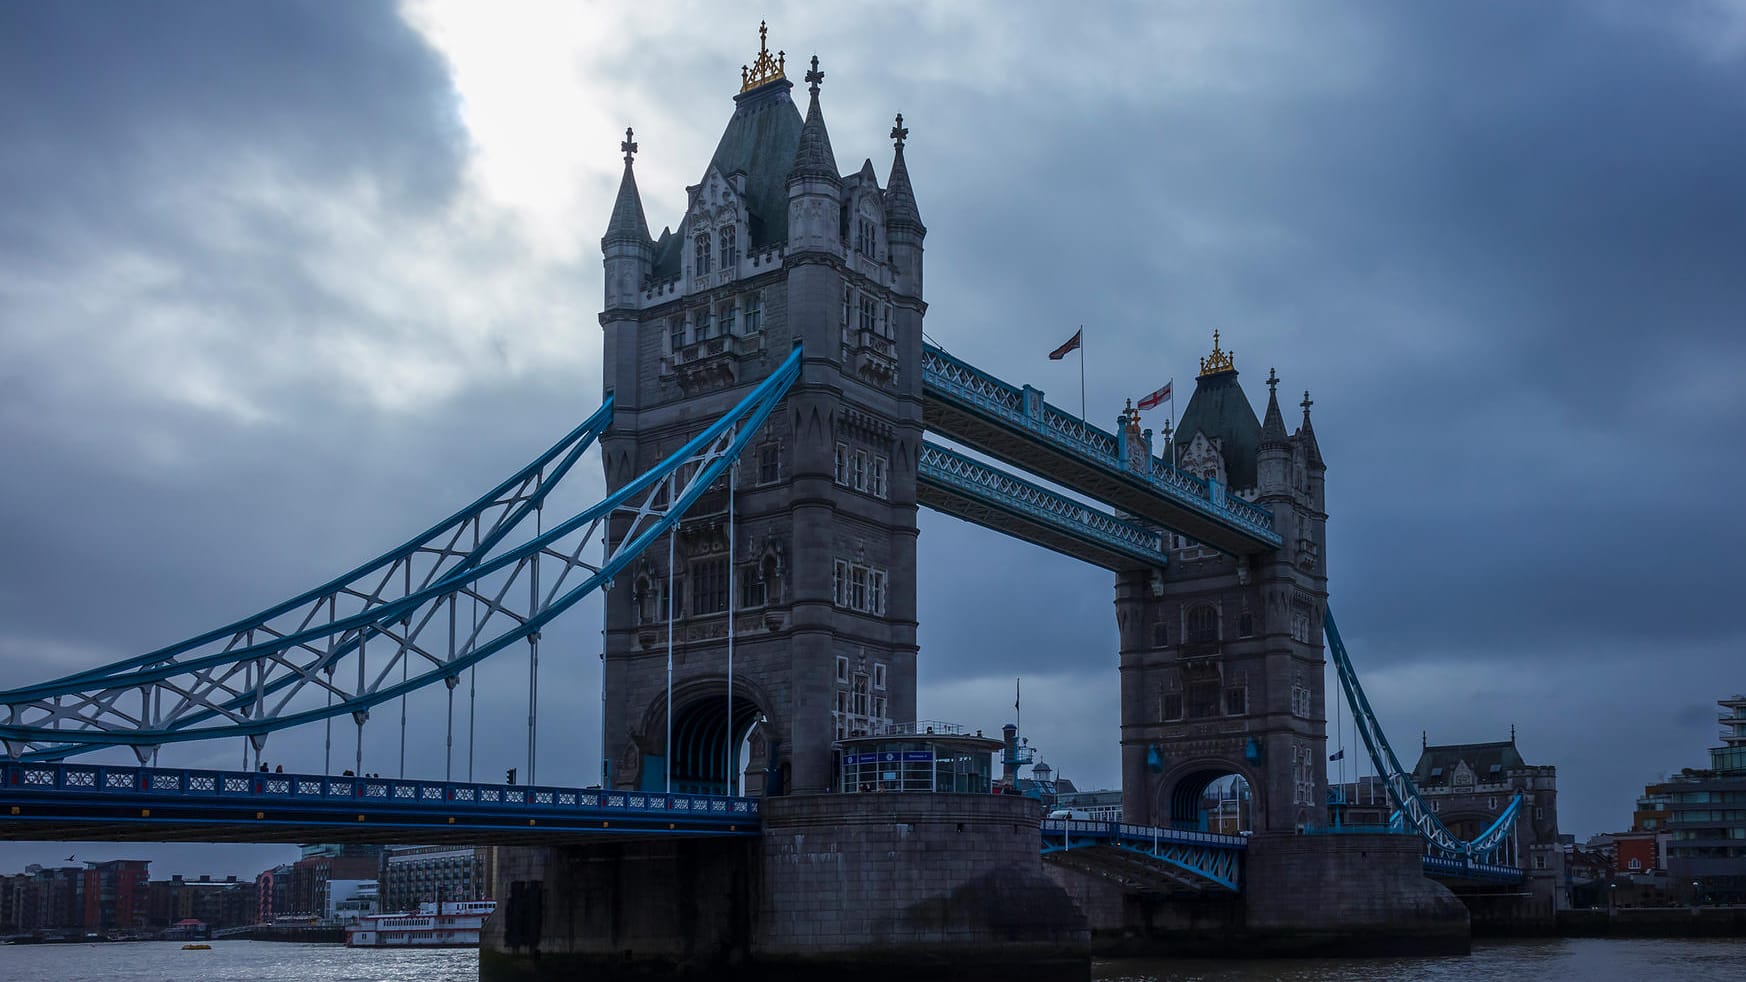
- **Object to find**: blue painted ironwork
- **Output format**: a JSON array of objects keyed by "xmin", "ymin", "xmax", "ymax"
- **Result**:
[
  {"xmin": 1325, "ymin": 606, "xmax": 1522, "ymax": 864},
  {"xmin": 0, "ymin": 346, "xmax": 805, "ymax": 760},
  {"xmin": 917, "ymin": 441, "xmax": 1169, "ymax": 570},
  {"xmin": 1421, "ymin": 854, "xmax": 1526, "ymax": 883},
  {"xmin": 0, "ymin": 761, "xmax": 757, "ymax": 838},
  {"xmin": 1040, "ymin": 818, "xmax": 1245, "ymax": 891},
  {"xmin": 920, "ymin": 344, "xmax": 1281, "ymax": 549}
]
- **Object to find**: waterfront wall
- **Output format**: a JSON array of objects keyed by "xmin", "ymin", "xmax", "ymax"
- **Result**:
[{"xmin": 1242, "ymin": 832, "xmax": 1469, "ymax": 955}]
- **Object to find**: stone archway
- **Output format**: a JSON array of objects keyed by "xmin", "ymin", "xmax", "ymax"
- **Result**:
[
  {"xmin": 1158, "ymin": 759, "xmax": 1261, "ymax": 833},
  {"xmin": 634, "ymin": 677, "xmax": 782, "ymax": 796}
]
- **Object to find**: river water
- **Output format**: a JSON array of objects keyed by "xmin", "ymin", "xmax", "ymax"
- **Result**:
[{"xmin": 0, "ymin": 938, "xmax": 1737, "ymax": 981}]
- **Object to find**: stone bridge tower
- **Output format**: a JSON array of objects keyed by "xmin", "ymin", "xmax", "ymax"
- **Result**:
[
  {"xmin": 1118, "ymin": 334, "xmax": 1330, "ymax": 832},
  {"xmin": 597, "ymin": 27, "xmax": 926, "ymax": 796}
]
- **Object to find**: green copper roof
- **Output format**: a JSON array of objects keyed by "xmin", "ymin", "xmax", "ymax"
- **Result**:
[
  {"xmin": 708, "ymin": 79, "xmax": 805, "ymax": 248},
  {"xmin": 1174, "ymin": 369, "xmax": 1262, "ymax": 490}
]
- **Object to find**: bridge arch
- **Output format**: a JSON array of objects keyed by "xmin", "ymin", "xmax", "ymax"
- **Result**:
[
  {"xmin": 1158, "ymin": 758, "xmax": 1261, "ymax": 833},
  {"xmin": 636, "ymin": 676, "xmax": 782, "ymax": 796}
]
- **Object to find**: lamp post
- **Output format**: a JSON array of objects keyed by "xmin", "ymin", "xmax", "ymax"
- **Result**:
[
  {"xmin": 1608, "ymin": 880, "xmax": 1617, "ymax": 914},
  {"xmin": 1692, "ymin": 879, "xmax": 1701, "ymax": 910}
]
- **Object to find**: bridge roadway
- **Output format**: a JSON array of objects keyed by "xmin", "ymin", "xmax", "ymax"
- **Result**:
[
  {"xmin": 0, "ymin": 761, "xmax": 758, "ymax": 845},
  {"xmin": 921, "ymin": 344, "xmax": 1282, "ymax": 556}
]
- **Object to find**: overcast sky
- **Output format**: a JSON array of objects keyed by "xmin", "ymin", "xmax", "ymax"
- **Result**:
[{"xmin": 2, "ymin": 1, "xmax": 1742, "ymax": 879}]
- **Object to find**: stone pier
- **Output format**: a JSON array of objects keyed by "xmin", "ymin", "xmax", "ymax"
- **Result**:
[{"xmin": 480, "ymin": 793, "xmax": 1090, "ymax": 981}]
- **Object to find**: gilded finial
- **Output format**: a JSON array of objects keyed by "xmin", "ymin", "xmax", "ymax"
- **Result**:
[
  {"xmin": 1197, "ymin": 330, "xmax": 1236, "ymax": 377},
  {"xmin": 741, "ymin": 20, "xmax": 788, "ymax": 93},
  {"xmin": 620, "ymin": 127, "xmax": 637, "ymax": 164},
  {"xmin": 804, "ymin": 54, "xmax": 823, "ymax": 95},
  {"xmin": 891, "ymin": 113, "xmax": 908, "ymax": 149}
]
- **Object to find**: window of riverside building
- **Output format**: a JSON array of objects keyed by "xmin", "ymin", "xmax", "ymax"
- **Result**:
[
  {"xmin": 1163, "ymin": 691, "xmax": 1183, "ymax": 721},
  {"xmin": 744, "ymin": 289, "xmax": 763, "ymax": 333},
  {"xmin": 1187, "ymin": 604, "xmax": 1218, "ymax": 643},
  {"xmin": 852, "ymin": 449, "xmax": 868, "ymax": 491},
  {"xmin": 719, "ymin": 226, "xmax": 738, "ymax": 268},
  {"xmin": 836, "ymin": 655, "xmax": 849, "ymax": 683},
  {"xmin": 718, "ymin": 300, "xmax": 735, "ymax": 336},
  {"xmin": 853, "ymin": 674, "xmax": 870, "ymax": 715},
  {"xmin": 757, "ymin": 443, "xmax": 779, "ymax": 485},
  {"xmin": 669, "ymin": 316, "xmax": 686, "ymax": 353},
  {"xmin": 833, "ymin": 560, "xmax": 888, "ymax": 615},
  {"xmin": 694, "ymin": 233, "xmax": 711, "ymax": 276},
  {"xmin": 695, "ymin": 308, "xmax": 713, "ymax": 341},
  {"xmin": 856, "ymin": 218, "xmax": 876, "ymax": 257},
  {"xmin": 842, "ymin": 285, "xmax": 852, "ymax": 329},
  {"xmin": 870, "ymin": 455, "xmax": 888, "ymax": 499},
  {"xmin": 690, "ymin": 558, "xmax": 727, "ymax": 616},
  {"xmin": 834, "ymin": 443, "xmax": 851, "ymax": 485},
  {"xmin": 873, "ymin": 663, "xmax": 887, "ymax": 690},
  {"xmin": 1238, "ymin": 611, "xmax": 1254, "ymax": 638},
  {"xmin": 869, "ymin": 569, "xmax": 886, "ymax": 615},
  {"xmin": 833, "ymin": 560, "xmax": 846, "ymax": 606}
]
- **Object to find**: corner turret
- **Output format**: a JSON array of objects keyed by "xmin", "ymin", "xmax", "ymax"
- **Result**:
[
  {"xmin": 602, "ymin": 127, "xmax": 654, "ymax": 311},
  {"xmin": 788, "ymin": 55, "xmax": 841, "ymax": 253},
  {"xmin": 884, "ymin": 113, "xmax": 925, "ymax": 300},
  {"xmin": 1257, "ymin": 368, "xmax": 1292, "ymax": 495}
]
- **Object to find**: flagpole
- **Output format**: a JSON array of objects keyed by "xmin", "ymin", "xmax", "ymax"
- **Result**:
[{"xmin": 1078, "ymin": 325, "xmax": 1086, "ymax": 425}]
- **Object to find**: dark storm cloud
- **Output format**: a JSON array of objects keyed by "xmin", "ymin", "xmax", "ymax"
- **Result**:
[{"xmin": 0, "ymin": 0, "xmax": 1740, "ymax": 874}]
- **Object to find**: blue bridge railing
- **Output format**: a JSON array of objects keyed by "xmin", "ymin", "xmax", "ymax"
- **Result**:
[
  {"xmin": 1, "ymin": 761, "xmax": 759, "ymax": 835},
  {"xmin": 1040, "ymin": 818, "xmax": 1246, "ymax": 891}
]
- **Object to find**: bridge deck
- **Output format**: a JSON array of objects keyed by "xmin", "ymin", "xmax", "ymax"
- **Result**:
[
  {"xmin": 0, "ymin": 762, "xmax": 758, "ymax": 845},
  {"xmin": 918, "ymin": 441, "xmax": 1170, "ymax": 571},
  {"xmin": 921, "ymin": 345, "xmax": 1282, "ymax": 556}
]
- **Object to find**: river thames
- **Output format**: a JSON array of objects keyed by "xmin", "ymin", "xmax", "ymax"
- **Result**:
[{"xmin": 0, "ymin": 937, "xmax": 1738, "ymax": 981}]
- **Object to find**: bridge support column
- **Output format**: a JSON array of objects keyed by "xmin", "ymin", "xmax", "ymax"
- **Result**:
[{"xmin": 1241, "ymin": 832, "xmax": 1469, "ymax": 955}]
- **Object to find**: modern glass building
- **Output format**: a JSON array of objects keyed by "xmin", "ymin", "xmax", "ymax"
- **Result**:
[{"xmin": 1640, "ymin": 695, "xmax": 1746, "ymax": 902}]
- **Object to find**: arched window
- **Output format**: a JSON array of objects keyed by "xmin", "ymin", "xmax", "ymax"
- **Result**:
[
  {"xmin": 694, "ymin": 233, "xmax": 712, "ymax": 276},
  {"xmin": 1238, "ymin": 611, "xmax": 1254, "ymax": 638},
  {"xmin": 1187, "ymin": 604, "xmax": 1219, "ymax": 643},
  {"xmin": 719, "ymin": 226, "xmax": 738, "ymax": 268}
]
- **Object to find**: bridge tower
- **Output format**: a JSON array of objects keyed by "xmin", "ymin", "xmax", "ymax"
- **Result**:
[
  {"xmin": 1118, "ymin": 335, "xmax": 1329, "ymax": 832},
  {"xmin": 598, "ymin": 27, "xmax": 926, "ymax": 796}
]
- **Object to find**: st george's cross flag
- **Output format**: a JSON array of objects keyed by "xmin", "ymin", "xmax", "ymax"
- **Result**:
[
  {"xmin": 1136, "ymin": 380, "xmax": 1173, "ymax": 411},
  {"xmin": 1048, "ymin": 328, "xmax": 1082, "ymax": 360}
]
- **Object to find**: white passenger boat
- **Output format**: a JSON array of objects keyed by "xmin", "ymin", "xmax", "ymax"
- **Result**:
[{"xmin": 345, "ymin": 900, "xmax": 496, "ymax": 948}]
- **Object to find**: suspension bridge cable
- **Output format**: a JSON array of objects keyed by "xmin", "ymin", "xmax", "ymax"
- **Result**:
[
  {"xmin": 527, "ymin": 497, "xmax": 542, "ymax": 786},
  {"xmin": 400, "ymin": 565, "xmax": 409, "ymax": 779},
  {"xmin": 446, "ymin": 594, "xmax": 456, "ymax": 783},
  {"xmin": 468, "ymin": 524, "xmax": 478, "ymax": 783},
  {"xmin": 727, "ymin": 460, "xmax": 736, "ymax": 796},
  {"xmin": 664, "ymin": 482, "xmax": 675, "ymax": 795}
]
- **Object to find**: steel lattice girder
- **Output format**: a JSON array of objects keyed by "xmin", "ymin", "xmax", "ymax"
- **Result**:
[
  {"xmin": 917, "ymin": 440, "xmax": 1169, "ymax": 571},
  {"xmin": 0, "ymin": 346, "xmax": 804, "ymax": 760},
  {"xmin": 920, "ymin": 343, "xmax": 1281, "ymax": 553}
]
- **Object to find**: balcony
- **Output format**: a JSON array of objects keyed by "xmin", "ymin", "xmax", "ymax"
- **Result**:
[
  {"xmin": 671, "ymin": 333, "xmax": 764, "ymax": 393},
  {"xmin": 852, "ymin": 329, "xmax": 898, "ymax": 385}
]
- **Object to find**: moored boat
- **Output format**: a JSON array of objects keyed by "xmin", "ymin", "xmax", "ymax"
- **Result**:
[{"xmin": 345, "ymin": 900, "xmax": 495, "ymax": 948}]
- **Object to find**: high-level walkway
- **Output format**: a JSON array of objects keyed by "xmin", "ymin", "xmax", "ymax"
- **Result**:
[{"xmin": 921, "ymin": 344, "xmax": 1282, "ymax": 555}]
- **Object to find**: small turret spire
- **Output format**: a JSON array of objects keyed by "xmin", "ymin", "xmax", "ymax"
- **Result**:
[
  {"xmin": 790, "ymin": 54, "xmax": 838, "ymax": 181},
  {"xmin": 1297, "ymin": 388, "xmax": 1325, "ymax": 470},
  {"xmin": 885, "ymin": 111, "xmax": 923, "ymax": 231},
  {"xmin": 604, "ymin": 125, "xmax": 650, "ymax": 245},
  {"xmin": 1259, "ymin": 368, "xmax": 1289, "ymax": 449}
]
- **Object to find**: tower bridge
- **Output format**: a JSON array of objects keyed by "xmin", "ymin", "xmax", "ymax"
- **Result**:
[{"xmin": 1, "ymin": 23, "xmax": 1558, "ymax": 980}]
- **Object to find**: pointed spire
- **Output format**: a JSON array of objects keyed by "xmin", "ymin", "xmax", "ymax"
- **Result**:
[
  {"xmin": 1298, "ymin": 389, "xmax": 1325, "ymax": 469},
  {"xmin": 604, "ymin": 126, "xmax": 650, "ymax": 245},
  {"xmin": 790, "ymin": 55, "xmax": 839, "ymax": 181},
  {"xmin": 1260, "ymin": 367, "xmax": 1289, "ymax": 449},
  {"xmin": 885, "ymin": 112, "xmax": 924, "ymax": 231}
]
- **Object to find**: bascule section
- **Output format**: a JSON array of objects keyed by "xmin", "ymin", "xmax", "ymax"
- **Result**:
[{"xmin": 597, "ymin": 29, "xmax": 926, "ymax": 798}]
